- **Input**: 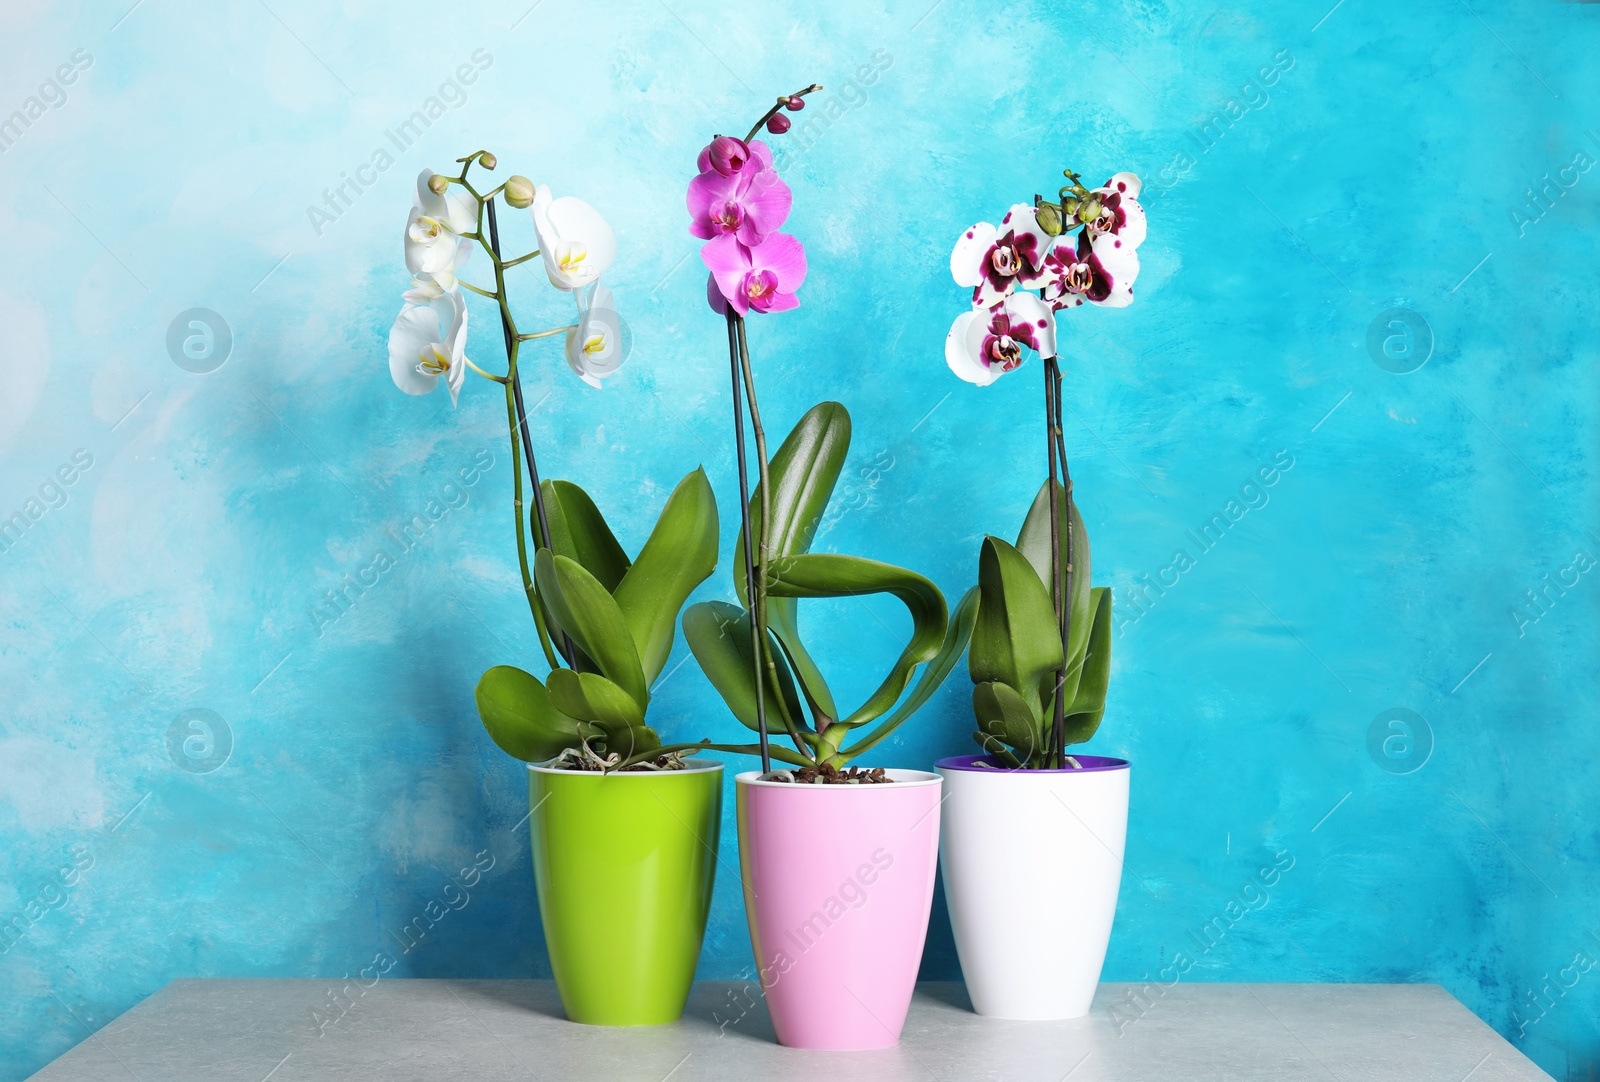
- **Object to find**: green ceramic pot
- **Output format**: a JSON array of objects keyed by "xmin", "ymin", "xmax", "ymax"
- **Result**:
[{"xmin": 527, "ymin": 758, "xmax": 722, "ymax": 1025}]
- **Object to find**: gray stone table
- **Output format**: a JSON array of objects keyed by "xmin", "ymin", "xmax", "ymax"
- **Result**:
[{"xmin": 30, "ymin": 979, "xmax": 1551, "ymax": 1081}]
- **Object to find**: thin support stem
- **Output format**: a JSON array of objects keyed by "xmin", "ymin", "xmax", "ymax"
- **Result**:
[
  {"xmin": 726, "ymin": 310, "xmax": 770, "ymax": 774},
  {"xmin": 1055, "ymin": 364, "xmax": 1075, "ymax": 766},
  {"xmin": 736, "ymin": 315, "xmax": 808, "ymax": 762},
  {"xmin": 1044, "ymin": 356, "xmax": 1067, "ymax": 769},
  {"xmin": 487, "ymin": 197, "xmax": 575, "ymax": 669},
  {"xmin": 504, "ymin": 386, "xmax": 559, "ymax": 670},
  {"xmin": 1044, "ymin": 356, "xmax": 1075, "ymax": 768}
]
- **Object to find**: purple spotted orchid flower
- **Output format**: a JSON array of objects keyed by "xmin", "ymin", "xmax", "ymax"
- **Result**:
[
  {"xmin": 950, "ymin": 203, "xmax": 1053, "ymax": 310},
  {"xmin": 945, "ymin": 169, "xmax": 1146, "ymax": 385},
  {"xmin": 1034, "ymin": 229, "xmax": 1140, "ymax": 311},
  {"xmin": 945, "ymin": 291, "xmax": 1056, "ymax": 387}
]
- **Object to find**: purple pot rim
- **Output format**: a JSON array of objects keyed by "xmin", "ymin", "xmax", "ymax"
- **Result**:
[{"xmin": 934, "ymin": 753, "xmax": 1130, "ymax": 774}]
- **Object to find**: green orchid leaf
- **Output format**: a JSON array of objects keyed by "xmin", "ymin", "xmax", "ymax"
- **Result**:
[
  {"xmin": 969, "ymin": 536, "xmax": 1064, "ymax": 720},
  {"xmin": 612, "ymin": 468, "xmax": 719, "ymax": 684},
  {"xmin": 547, "ymin": 669, "xmax": 660, "ymax": 760},
  {"xmin": 766, "ymin": 600, "xmax": 838, "ymax": 724},
  {"xmin": 1058, "ymin": 587, "xmax": 1112, "ymax": 745},
  {"xmin": 843, "ymin": 585, "xmax": 978, "ymax": 759},
  {"xmin": 534, "ymin": 549, "xmax": 649, "ymax": 711},
  {"xmin": 765, "ymin": 552, "xmax": 947, "ymax": 727},
  {"xmin": 733, "ymin": 402, "xmax": 851, "ymax": 722},
  {"xmin": 540, "ymin": 479, "xmax": 631, "ymax": 593},
  {"xmin": 972, "ymin": 680, "xmax": 1045, "ymax": 764},
  {"xmin": 1016, "ymin": 480, "xmax": 1093, "ymax": 679},
  {"xmin": 682, "ymin": 601, "xmax": 806, "ymax": 734},
  {"xmin": 546, "ymin": 668, "xmax": 646, "ymax": 728},
  {"xmin": 474, "ymin": 665, "xmax": 583, "ymax": 762}
]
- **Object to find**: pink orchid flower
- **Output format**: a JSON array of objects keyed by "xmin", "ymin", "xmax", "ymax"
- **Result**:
[
  {"xmin": 944, "ymin": 292, "xmax": 1057, "ymax": 386},
  {"xmin": 702, "ymin": 232, "xmax": 807, "ymax": 315},
  {"xmin": 687, "ymin": 165, "xmax": 792, "ymax": 246},
  {"xmin": 1036, "ymin": 229, "xmax": 1140, "ymax": 311},
  {"xmin": 1083, "ymin": 172, "xmax": 1146, "ymax": 250},
  {"xmin": 950, "ymin": 203, "xmax": 1052, "ymax": 309}
]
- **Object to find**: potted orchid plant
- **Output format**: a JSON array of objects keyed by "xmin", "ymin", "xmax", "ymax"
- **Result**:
[
  {"xmin": 935, "ymin": 168, "xmax": 1148, "ymax": 1020},
  {"xmin": 386, "ymin": 151, "xmax": 732, "ymax": 1027},
  {"xmin": 679, "ymin": 90, "xmax": 977, "ymax": 1051}
]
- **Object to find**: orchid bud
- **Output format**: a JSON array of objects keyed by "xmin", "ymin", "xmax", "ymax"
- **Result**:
[
  {"xmin": 479, "ymin": 152, "xmax": 497, "ymax": 170},
  {"xmin": 707, "ymin": 135, "xmax": 750, "ymax": 177},
  {"xmin": 1078, "ymin": 197, "xmax": 1102, "ymax": 224},
  {"xmin": 1035, "ymin": 201, "xmax": 1064, "ymax": 236},
  {"xmin": 766, "ymin": 113, "xmax": 792, "ymax": 135},
  {"xmin": 504, "ymin": 175, "xmax": 535, "ymax": 208},
  {"xmin": 1061, "ymin": 197, "xmax": 1080, "ymax": 222},
  {"xmin": 427, "ymin": 174, "xmax": 449, "ymax": 196},
  {"xmin": 785, "ymin": 96, "xmax": 805, "ymax": 111}
]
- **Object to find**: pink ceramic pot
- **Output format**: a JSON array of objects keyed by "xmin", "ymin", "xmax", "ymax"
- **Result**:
[{"xmin": 734, "ymin": 768, "xmax": 942, "ymax": 1050}]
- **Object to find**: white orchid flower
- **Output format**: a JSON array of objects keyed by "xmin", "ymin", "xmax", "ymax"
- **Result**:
[
  {"xmin": 950, "ymin": 203, "xmax": 1052, "ymax": 310},
  {"xmin": 564, "ymin": 282, "xmax": 626, "ymax": 388},
  {"xmin": 532, "ymin": 184, "xmax": 617, "ymax": 291},
  {"xmin": 404, "ymin": 170, "xmax": 477, "ymax": 289},
  {"xmin": 944, "ymin": 292, "xmax": 1056, "ymax": 387},
  {"xmin": 388, "ymin": 292, "xmax": 469, "ymax": 405}
]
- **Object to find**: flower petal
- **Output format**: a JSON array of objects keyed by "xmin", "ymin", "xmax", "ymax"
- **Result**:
[
  {"xmin": 1005, "ymin": 292, "xmax": 1056, "ymax": 357},
  {"xmin": 705, "ymin": 271, "xmax": 729, "ymax": 315},
  {"xmin": 950, "ymin": 222, "xmax": 995, "ymax": 288},
  {"xmin": 752, "ymin": 289, "xmax": 799, "ymax": 314},
  {"xmin": 1079, "ymin": 231, "xmax": 1140, "ymax": 306},
  {"xmin": 388, "ymin": 304, "xmax": 440, "ymax": 396},
  {"xmin": 750, "ymin": 231, "xmax": 806, "ymax": 291},
  {"xmin": 1104, "ymin": 172, "xmax": 1141, "ymax": 200},
  {"xmin": 745, "ymin": 139, "xmax": 775, "ymax": 173},
  {"xmin": 945, "ymin": 310, "xmax": 1000, "ymax": 386},
  {"xmin": 999, "ymin": 203, "xmax": 1050, "ymax": 273},
  {"xmin": 739, "ymin": 170, "xmax": 792, "ymax": 241},
  {"xmin": 701, "ymin": 236, "xmax": 751, "ymax": 315}
]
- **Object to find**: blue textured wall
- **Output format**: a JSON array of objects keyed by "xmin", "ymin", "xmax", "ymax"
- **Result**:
[{"xmin": 2, "ymin": 0, "xmax": 1597, "ymax": 1077}]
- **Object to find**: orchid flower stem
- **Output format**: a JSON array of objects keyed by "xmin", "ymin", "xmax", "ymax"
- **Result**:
[
  {"xmin": 465, "ymin": 359, "xmax": 506, "ymax": 383},
  {"xmin": 460, "ymin": 282, "xmax": 497, "ymax": 299},
  {"xmin": 735, "ymin": 316, "xmax": 809, "ymax": 763},
  {"xmin": 726, "ymin": 310, "xmax": 770, "ymax": 775},
  {"xmin": 485, "ymin": 194, "xmax": 574, "ymax": 670},
  {"xmin": 502, "ymin": 250, "xmax": 540, "ymax": 269},
  {"xmin": 742, "ymin": 83, "xmax": 824, "ymax": 144},
  {"xmin": 518, "ymin": 325, "xmax": 577, "ymax": 341}
]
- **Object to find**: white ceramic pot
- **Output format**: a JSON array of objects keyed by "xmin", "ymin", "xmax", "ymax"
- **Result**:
[{"xmin": 935, "ymin": 753, "xmax": 1130, "ymax": 1019}]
